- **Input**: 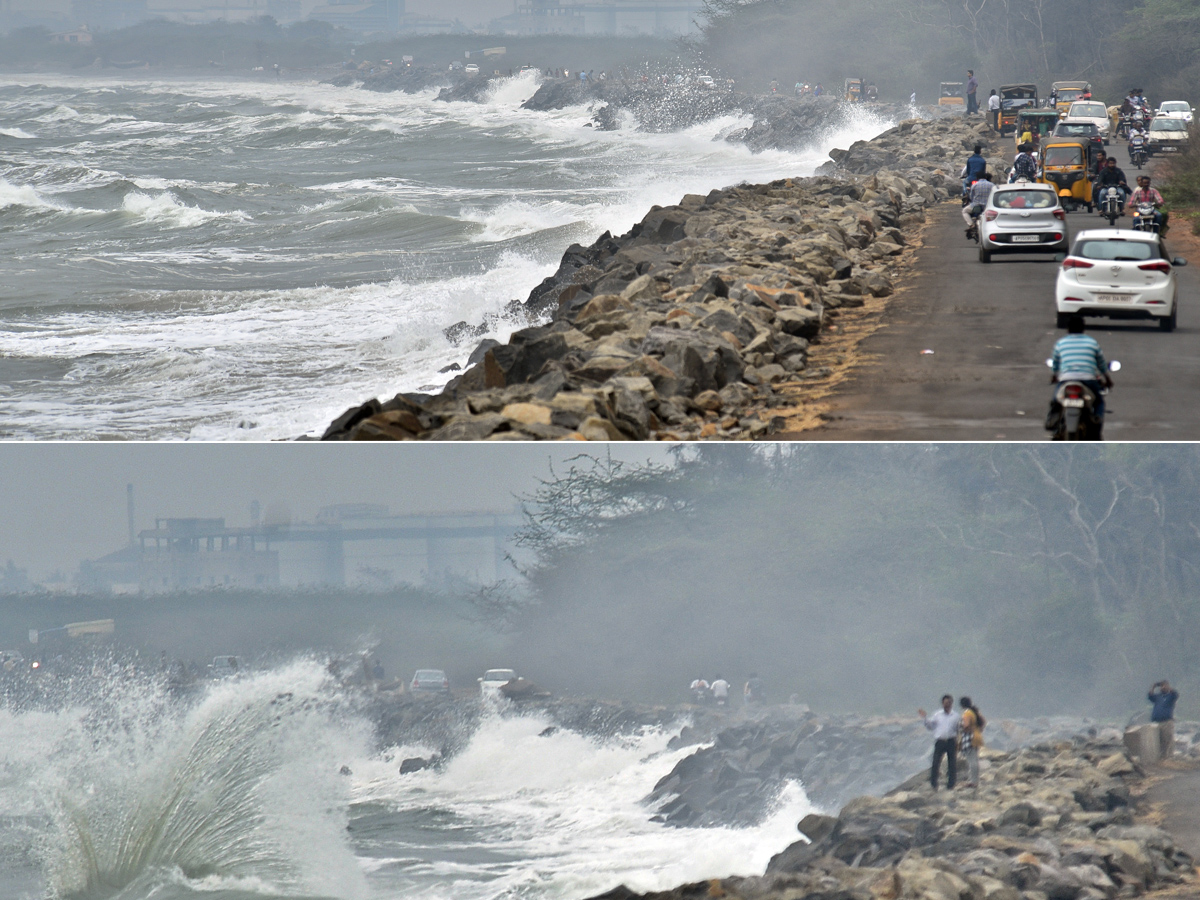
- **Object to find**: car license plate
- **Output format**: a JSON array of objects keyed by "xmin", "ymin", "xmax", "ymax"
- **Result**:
[
  {"xmin": 1161, "ymin": 146, "xmax": 1178, "ymax": 152},
  {"xmin": 1062, "ymin": 399, "xmax": 1086, "ymax": 408},
  {"xmin": 1011, "ymin": 234, "xmax": 1040, "ymax": 243},
  {"xmin": 1095, "ymin": 293, "xmax": 1132, "ymax": 303}
]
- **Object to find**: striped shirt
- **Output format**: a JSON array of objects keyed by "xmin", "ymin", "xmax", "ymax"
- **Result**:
[
  {"xmin": 1053, "ymin": 334, "xmax": 1107, "ymax": 380},
  {"xmin": 969, "ymin": 179, "xmax": 994, "ymax": 207}
]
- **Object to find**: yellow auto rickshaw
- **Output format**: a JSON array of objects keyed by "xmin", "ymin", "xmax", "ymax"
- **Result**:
[
  {"xmin": 938, "ymin": 82, "xmax": 964, "ymax": 106},
  {"xmin": 1016, "ymin": 108, "xmax": 1061, "ymax": 150},
  {"xmin": 845, "ymin": 78, "xmax": 863, "ymax": 102},
  {"xmin": 1051, "ymin": 80, "xmax": 1092, "ymax": 115},
  {"xmin": 998, "ymin": 83, "xmax": 1039, "ymax": 135},
  {"xmin": 1040, "ymin": 138, "xmax": 1094, "ymax": 212}
]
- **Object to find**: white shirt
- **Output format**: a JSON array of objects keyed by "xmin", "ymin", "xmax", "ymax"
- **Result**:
[
  {"xmin": 924, "ymin": 709, "xmax": 960, "ymax": 740},
  {"xmin": 987, "ymin": 94, "xmax": 1000, "ymax": 111},
  {"xmin": 711, "ymin": 679, "xmax": 730, "ymax": 698}
]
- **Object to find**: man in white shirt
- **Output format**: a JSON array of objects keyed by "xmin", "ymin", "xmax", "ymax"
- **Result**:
[
  {"xmin": 919, "ymin": 694, "xmax": 960, "ymax": 790},
  {"xmin": 987, "ymin": 90, "xmax": 1001, "ymax": 132},
  {"xmin": 711, "ymin": 675, "xmax": 730, "ymax": 706}
]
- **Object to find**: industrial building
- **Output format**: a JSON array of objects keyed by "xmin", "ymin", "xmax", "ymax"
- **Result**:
[{"xmin": 80, "ymin": 496, "xmax": 523, "ymax": 594}]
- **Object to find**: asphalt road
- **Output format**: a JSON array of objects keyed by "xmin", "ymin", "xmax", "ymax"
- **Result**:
[{"xmin": 807, "ymin": 173, "xmax": 1200, "ymax": 441}]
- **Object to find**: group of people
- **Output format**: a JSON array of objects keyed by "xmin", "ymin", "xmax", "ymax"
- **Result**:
[
  {"xmin": 919, "ymin": 695, "xmax": 986, "ymax": 790},
  {"xmin": 689, "ymin": 673, "xmax": 765, "ymax": 706}
]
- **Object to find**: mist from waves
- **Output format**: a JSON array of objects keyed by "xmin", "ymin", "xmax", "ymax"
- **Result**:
[{"xmin": 0, "ymin": 72, "xmax": 897, "ymax": 440}]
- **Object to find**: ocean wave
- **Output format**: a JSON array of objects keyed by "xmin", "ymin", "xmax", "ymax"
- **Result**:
[
  {"xmin": 0, "ymin": 177, "xmax": 70, "ymax": 212},
  {"xmin": 0, "ymin": 127, "xmax": 36, "ymax": 139},
  {"xmin": 120, "ymin": 191, "xmax": 248, "ymax": 228}
]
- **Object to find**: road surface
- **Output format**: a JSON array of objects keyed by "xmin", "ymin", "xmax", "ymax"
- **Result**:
[{"xmin": 804, "ymin": 184, "xmax": 1200, "ymax": 441}]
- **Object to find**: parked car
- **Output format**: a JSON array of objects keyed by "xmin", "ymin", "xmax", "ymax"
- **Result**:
[
  {"xmin": 411, "ymin": 668, "xmax": 450, "ymax": 693},
  {"xmin": 978, "ymin": 182, "xmax": 1068, "ymax": 263},
  {"xmin": 1155, "ymin": 101, "xmax": 1194, "ymax": 123},
  {"xmin": 1055, "ymin": 229, "xmax": 1187, "ymax": 331},
  {"xmin": 478, "ymin": 668, "xmax": 517, "ymax": 697},
  {"xmin": 208, "ymin": 656, "xmax": 242, "ymax": 678},
  {"xmin": 696, "ymin": 75, "xmax": 715, "ymax": 88},
  {"xmin": 1146, "ymin": 117, "xmax": 1189, "ymax": 155},
  {"xmin": 1063, "ymin": 101, "xmax": 1111, "ymax": 143},
  {"xmin": 465, "ymin": 63, "xmax": 480, "ymax": 75}
]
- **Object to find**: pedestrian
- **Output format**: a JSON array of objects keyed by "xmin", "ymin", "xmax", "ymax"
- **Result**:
[
  {"xmin": 744, "ymin": 672, "xmax": 764, "ymax": 704},
  {"xmin": 958, "ymin": 696, "xmax": 985, "ymax": 787},
  {"xmin": 689, "ymin": 677, "xmax": 710, "ymax": 704},
  {"xmin": 910, "ymin": 89, "xmax": 917, "ymax": 106},
  {"xmin": 711, "ymin": 674, "xmax": 730, "ymax": 706},
  {"xmin": 987, "ymin": 89, "xmax": 1000, "ymax": 131},
  {"xmin": 919, "ymin": 695, "xmax": 959, "ymax": 790},
  {"xmin": 814, "ymin": 83, "xmax": 823, "ymax": 98},
  {"xmin": 1149, "ymin": 680, "xmax": 1179, "ymax": 758},
  {"xmin": 966, "ymin": 69, "xmax": 979, "ymax": 115}
]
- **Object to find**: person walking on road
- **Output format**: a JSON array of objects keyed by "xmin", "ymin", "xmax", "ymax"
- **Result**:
[
  {"xmin": 919, "ymin": 695, "xmax": 960, "ymax": 790},
  {"xmin": 1149, "ymin": 680, "xmax": 1179, "ymax": 758},
  {"xmin": 966, "ymin": 70, "xmax": 979, "ymax": 115},
  {"xmin": 958, "ymin": 697, "xmax": 985, "ymax": 787}
]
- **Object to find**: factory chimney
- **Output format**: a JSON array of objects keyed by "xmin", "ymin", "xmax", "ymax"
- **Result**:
[{"xmin": 127, "ymin": 483, "xmax": 135, "ymax": 547}]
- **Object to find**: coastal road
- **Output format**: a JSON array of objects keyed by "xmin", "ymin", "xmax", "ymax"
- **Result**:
[{"xmin": 802, "ymin": 189, "xmax": 1200, "ymax": 441}]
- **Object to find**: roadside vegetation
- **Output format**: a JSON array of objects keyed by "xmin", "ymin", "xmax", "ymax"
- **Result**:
[{"xmin": 1162, "ymin": 138, "xmax": 1200, "ymax": 234}]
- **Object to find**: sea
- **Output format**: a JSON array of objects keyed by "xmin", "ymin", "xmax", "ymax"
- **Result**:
[
  {"xmin": 0, "ymin": 658, "xmax": 815, "ymax": 900},
  {"xmin": 0, "ymin": 72, "xmax": 894, "ymax": 440}
]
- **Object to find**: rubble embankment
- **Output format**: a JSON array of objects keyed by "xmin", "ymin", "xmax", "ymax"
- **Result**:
[
  {"xmin": 593, "ymin": 727, "xmax": 1200, "ymax": 900},
  {"xmin": 321, "ymin": 115, "xmax": 1008, "ymax": 442}
]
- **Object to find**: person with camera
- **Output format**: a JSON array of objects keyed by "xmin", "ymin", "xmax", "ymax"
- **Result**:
[{"xmin": 1149, "ymin": 680, "xmax": 1179, "ymax": 758}]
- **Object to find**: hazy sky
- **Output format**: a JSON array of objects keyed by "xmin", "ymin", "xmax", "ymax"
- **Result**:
[{"xmin": 0, "ymin": 444, "xmax": 673, "ymax": 579}]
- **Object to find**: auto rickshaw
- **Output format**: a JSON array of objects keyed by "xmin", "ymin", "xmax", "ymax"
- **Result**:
[
  {"xmin": 1039, "ymin": 138, "xmax": 1094, "ymax": 212},
  {"xmin": 938, "ymin": 82, "xmax": 964, "ymax": 106},
  {"xmin": 845, "ymin": 78, "xmax": 863, "ymax": 102},
  {"xmin": 1051, "ymin": 80, "xmax": 1092, "ymax": 115},
  {"xmin": 998, "ymin": 83, "xmax": 1039, "ymax": 135},
  {"xmin": 1015, "ymin": 108, "xmax": 1061, "ymax": 150}
]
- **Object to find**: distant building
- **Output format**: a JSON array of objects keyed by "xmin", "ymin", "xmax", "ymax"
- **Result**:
[
  {"xmin": 50, "ymin": 24, "xmax": 95, "ymax": 41},
  {"xmin": 141, "ymin": 0, "xmax": 302, "ymax": 23},
  {"xmin": 495, "ymin": 0, "xmax": 700, "ymax": 35},
  {"xmin": 308, "ymin": 0, "xmax": 402, "ymax": 31}
]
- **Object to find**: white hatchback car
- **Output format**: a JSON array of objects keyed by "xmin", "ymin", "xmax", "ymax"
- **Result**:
[
  {"xmin": 1147, "ymin": 117, "xmax": 1189, "ymax": 155},
  {"xmin": 1055, "ymin": 229, "xmax": 1187, "ymax": 331},
  {"xmin": 478, "ymin": 668, "xmax": 517, "ymax": 697},
  {"xmin": 1064, "ymin": 100, "xmax": 1112, "ymax": 143},
  {"xmin": 1155, "ymin": 101, "xmax": 1194, "ymax": 123},
  {"xmin": 978, "ymin": 181, "xmax": 1068, "ymax": 263}
]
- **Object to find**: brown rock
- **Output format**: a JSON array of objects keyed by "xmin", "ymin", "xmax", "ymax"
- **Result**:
[
  {"xmin": 694, "ymin": 390, "xmax": 722, "ymax": 411},
  {"xmin": 500, "ymin": 403, "xmax": 552, "ymax": 426},
  {"xmin": 576, "ymin": 294, "xmax": 634, "ymax": 322},
  {"xmin": 578, "ymin": 416, "xmax": 625, "ymax": 441}
]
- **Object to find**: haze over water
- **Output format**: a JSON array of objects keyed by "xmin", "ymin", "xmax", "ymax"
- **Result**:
[{"xmin": 0, "ymin": 72, "xmax": 892, "ymax": 440}]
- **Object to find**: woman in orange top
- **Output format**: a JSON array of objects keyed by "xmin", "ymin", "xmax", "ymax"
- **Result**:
[{"xmin": 959, "ymin": 697, "xmax": 985, "ymax": 787}]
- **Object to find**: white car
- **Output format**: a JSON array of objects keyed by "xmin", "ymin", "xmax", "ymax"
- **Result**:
[
  {"xmin": 1155, "ymin": 101, "xmax": 1194, "ymax": 123},
  {"xmin": 978, "ymin": 181, "xmax": 1068, "ymax": 263},
  {"xmin": 696, "ymin": 75, "xmax": 715, "ymax": 88},
  {"xmin": 478, "ymin": 668, "xmax": 517, "ymax": 697},
  {"xmin": 464, "ymin": 63, "xmax": 480, "ymax": 75},
  {"xmin": 208, "ymin": 655, "xmax": 242, "ymax": 678},
  {"xmin": 1063, "ymin": 101, "xmax": 1112, "ymax": 143},
  {"xmin": 1147, "ymin": 117, "xmax": 1189, "ymax": 155},
  {"xmin": 1055, "ymin": 229, "xmax": 1187, "ymax": 332}
]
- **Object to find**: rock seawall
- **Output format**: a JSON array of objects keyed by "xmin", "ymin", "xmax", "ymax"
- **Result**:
[{"xmin": 321, "ymin": 115, "xmax": 1008, "ymax": 442}]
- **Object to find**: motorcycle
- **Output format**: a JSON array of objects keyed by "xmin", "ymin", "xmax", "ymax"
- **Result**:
[
  {"xmin": 1099, "ymin": 185, "xmax": 1125, "ymax": 226},
  {"xmin": 1131, "ymin": 201, "xmax": 1161, "ymax": 233},
  {"xmin": 1129, "ymin": 142, "xmax": 1147, "ymax": 169},
  {"xmin": 1045, "ymin": 359, "xmax": 1121, "ymax": 441}
]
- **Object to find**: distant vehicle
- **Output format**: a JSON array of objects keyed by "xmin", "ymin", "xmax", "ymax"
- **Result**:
[
  {"xmin": 465, "ymin": 63, "xmax": 480, "ymax": 75},
  {"xmin": 696, "ymin": 75, "xmax": 714, "ymax": 88},
  {"xmin": 1064, "ymin": 101, "xmax": 1111, "ymax": 142},
  {"xmin": 448, "ymin": 61, "xmax": 464, "ymax": 71},
  {"xmin": 1155, "ymin": 101, "xmax": 1194, "ymax": 123},
  {"xmin": 0, "ymin": 650, "xmax": 24, "ymax": 672},
  {"xmin": 478, "ymin": 668, "xmax": 517, "ymax": 697},
  {"xmin": 411, "ymin": 669, "xmax": 449, "ymax": 693},
  {"xmin": 1146, "ymin": 117, "xmax": 1189, "ymax": 155},
  {"xmin": 998, "ymin": 83, "xmax": 1039, "ymax": 134},
  {"xmin": 402, "ymin": 55, "xmax": 413, "ymax": 67},
  {"xmin": 978, "ymin": 182, "xmax": 1067, "ymax": 264},
  {"xmin": 208, "ymin": 656, "xmax": 242, "ymax": 678},
  {"xmin": 519, "ymin": 65, "xmax": 537, "ymax": 74},
  {"xmin": 1055, "ymin": 229, "xmax": 1186, "ymax": 331},
  {"xmin": 938, "ymin": 82, "xmax": 964, "ymax": 107},
  {"xmin": 1051, "ymin": 80, "xmax": 1092, "ymax": 115}
]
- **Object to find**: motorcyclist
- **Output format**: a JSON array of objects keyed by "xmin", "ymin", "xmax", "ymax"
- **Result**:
[
  {"xmin": 961, "ymin": 144, "xmax": 987, "ymax": 197},
  {"xmin": 1049, "ymin": 315, "xmax": 1112, "ymax": 437},
  {"xmin": 1010, "ymin": 143, "xmax": 1038, "ymax": 182},
  {"xmin": 1095, "ymin": 157, "xmax": 1130, "ymax": 214},
  {"xmin": 1130, "ymin": 175, "xmax": 1168, "ymax": 232},
  {"xmin": 961, "ymin": 170, "xmax": 994, "ymax": 235}
]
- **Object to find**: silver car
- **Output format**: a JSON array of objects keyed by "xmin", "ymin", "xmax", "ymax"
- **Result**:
[{"xmin": 978, "ymin": 182, "xmax": 1068, "ymax": 263}]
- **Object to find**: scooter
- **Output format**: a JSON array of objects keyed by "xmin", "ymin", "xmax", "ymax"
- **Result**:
[
  {"xmin": 1131, "ymin": 201, "xmax": 1161, "ymax": 233},
  {"xmin": 1045, "ymin": 359, "xmax": 1120, "ymax": 441},
  {"xmin": 1099, "ymin": 185, "xmax": 1124, "ymax": 226}
]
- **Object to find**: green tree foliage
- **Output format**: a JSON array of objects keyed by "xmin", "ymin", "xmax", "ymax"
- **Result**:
[{"xmin": 510, "ymin": 446, "xmax": 1200, "ymax": 718}]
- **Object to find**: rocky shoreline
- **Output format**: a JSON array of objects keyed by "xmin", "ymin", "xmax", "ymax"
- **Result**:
[{"xmin": 321, "ymin": 113, "xmax": 1009, "ymax": 441}]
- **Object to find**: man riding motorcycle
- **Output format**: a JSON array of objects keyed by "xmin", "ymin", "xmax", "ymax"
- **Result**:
[
  {"xmin": 960, "ymin": 145, "xmax": 987, "ymax": 198},
  {"xmin": 1048, "ymin": 315, "xmax": 1113, "ymax": 439},
  {"xmin": 961, "ymin": 170, "xmax": 994, "ymax": 237},
  {"xmin": 1130, "ymin": 175, "xmax": 1168, "ymax": 232},
  {"xmin": 1095, "ymin": 157, "xmax": 1130, "ymax": 216},
  {"xmin": 1010, "ymin": 143, "xmax": 1038, "ymax": 182}
]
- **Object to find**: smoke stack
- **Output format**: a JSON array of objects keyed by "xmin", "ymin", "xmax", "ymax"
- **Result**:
[{"xmin": 127, "ymin": 483, "xmax": 135, "ymax": 547}]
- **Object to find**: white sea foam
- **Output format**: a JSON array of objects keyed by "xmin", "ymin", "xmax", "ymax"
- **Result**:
[
  {"xmin": 0, "ymin": 177, "xmax": 69, "ymax": 212},
  {"xmin": 120, "ymin": 190, "xmax": 248, "ymax": 227},
  {"xmin": 0, "ymin": 127, "xmax": 36, "ymax": 139}
]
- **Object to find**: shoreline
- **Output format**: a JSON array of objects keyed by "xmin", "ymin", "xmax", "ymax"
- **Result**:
[{"xmin": 321, "ymin": 110, "xmax": 1007, "ymax": 441}]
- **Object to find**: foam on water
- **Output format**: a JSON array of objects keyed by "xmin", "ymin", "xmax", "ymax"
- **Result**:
[
  {"xmin": 353, "ymin": 709, "xmax": 816, "ymax": 900},
  {"xmin": 120, "ymin": 191, "xmax": 247, "ymax": 228},
  {"xmin": 0, "ymin": 177, "xmax": 69, "ymax": 212}
]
